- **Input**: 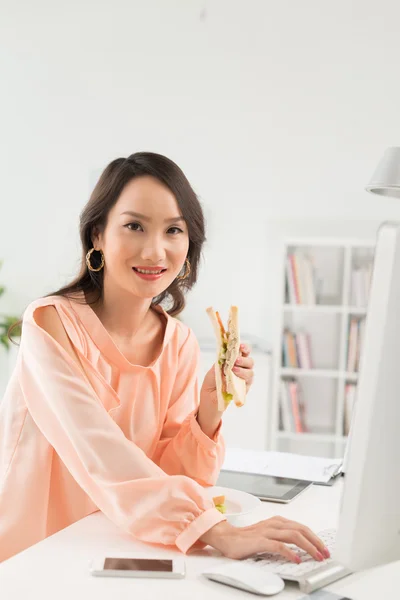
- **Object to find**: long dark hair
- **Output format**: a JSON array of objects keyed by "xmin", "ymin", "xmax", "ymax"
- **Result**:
[{"xmin": 8, "ymin": 152, "xmax": 206, "ymax": 342}]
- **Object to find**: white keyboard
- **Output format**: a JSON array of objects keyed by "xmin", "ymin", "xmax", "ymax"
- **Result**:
[{"xmin": 244, "ymin": 529, "xmax": 351, "ymax": 594}]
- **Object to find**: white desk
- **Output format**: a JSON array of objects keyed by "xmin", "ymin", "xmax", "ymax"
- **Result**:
[{"xmin": 1, "ymin": 479, "xmax": 399, "ymax": 599}]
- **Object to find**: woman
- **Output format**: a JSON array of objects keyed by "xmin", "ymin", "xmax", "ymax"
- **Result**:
[{"xmin": 0, "ymin": 152, "xmax": 329, "ymax": 564}]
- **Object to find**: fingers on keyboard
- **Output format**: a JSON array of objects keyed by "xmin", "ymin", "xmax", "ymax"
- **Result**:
[
  {"xmin": 266, "ymin": 529, "xmax": 324, "ymax": 562},
  {"xmin": 273, "ymin": 519, "xmax": 330, "ymax": 558},
  {"xmin": 261, "ymin": 538, "xmax": 302, "ymax": 563}
]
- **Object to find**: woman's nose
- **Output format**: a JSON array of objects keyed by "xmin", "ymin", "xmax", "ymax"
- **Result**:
[{"xmin": 140, "ymin": 238, "xmax": 167, "ymax": 264}]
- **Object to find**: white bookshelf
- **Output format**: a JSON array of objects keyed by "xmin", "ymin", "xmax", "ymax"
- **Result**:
[{"xmin": 269, "ymin": 237, "xmax": 375, "ymax": 459}]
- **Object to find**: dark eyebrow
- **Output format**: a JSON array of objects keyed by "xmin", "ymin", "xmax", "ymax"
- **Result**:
[{"xmin": 120, "ymin": 211, "xmax": 185, "ymax": 223}]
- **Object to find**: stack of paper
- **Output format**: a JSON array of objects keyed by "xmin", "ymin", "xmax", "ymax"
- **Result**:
[{"xmin": 222, "ymin": 448, "xmax": 343, "ymax": 484}]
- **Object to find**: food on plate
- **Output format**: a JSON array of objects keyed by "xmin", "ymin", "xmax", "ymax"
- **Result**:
[{"xmin": 213, "ymin": 494, "xmax": 226, "ymax": 514}]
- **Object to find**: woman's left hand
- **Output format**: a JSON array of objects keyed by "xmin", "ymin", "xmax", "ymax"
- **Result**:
[
  {"xmin": 198, "ymin": 344, "xmax": 255, "ymax": 438},
  {"xmin": 200, "ymin": 343, "xmax": 255, "ymax": 411},
  {"xmin": 230, "ymin": 343, "xmax": 255, "ymax": 393}
]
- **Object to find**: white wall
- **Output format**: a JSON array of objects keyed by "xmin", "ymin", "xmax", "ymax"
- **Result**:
[{"xmin": 2, "ymin": 0, "xmax": 400, "ymax": 358}]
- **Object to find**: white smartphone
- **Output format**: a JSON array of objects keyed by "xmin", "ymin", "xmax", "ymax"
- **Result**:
[{"xmin": 89, "ymin": 553, "xmax": 185, "ymax": 579}]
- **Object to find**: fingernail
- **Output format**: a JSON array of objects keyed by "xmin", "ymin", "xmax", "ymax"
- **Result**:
[
  {"xmin": 233, "ymin": 367, "xmax": 239, "ymax": 373},
  {"xmin": 323, "ymin": 547, "xmax": 330, "ymax": 558},
  {"xmin": 235, "ymin": 359, "xmax": 241, "ymax": 365},
  {"xmin": 295, "ymin": 556, "xmax": 301, "ymax": 564},
  {"xmin": 317, "ymin": 552, "xmax": 324, "ymax": 561}
]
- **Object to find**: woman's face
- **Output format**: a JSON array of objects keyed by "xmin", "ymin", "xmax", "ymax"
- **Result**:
[{"xmin": 94, "ymin": 175, "xmax": 190, "ymax": 299}]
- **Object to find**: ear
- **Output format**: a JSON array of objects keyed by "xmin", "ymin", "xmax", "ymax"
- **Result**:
[{"xmin": 91, "ymin": 226, "xmax": 102, "ymax": 250}]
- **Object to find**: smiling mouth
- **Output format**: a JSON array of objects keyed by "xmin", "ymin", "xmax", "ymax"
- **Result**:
[{"xmin": 133, "ymin": 267, "xmax": 167, "ymax": 274}]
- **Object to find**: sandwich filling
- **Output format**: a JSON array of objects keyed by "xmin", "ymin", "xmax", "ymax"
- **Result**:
[{"xmin": 215, "ymin": 311, "xmax": 234, "ymax": 405}]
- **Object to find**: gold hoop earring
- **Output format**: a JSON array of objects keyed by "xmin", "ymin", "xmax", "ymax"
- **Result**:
[
  {"xmin": 177, "ymin": 258, "xmax": 191, "ymax": 281},
  {"xmin": 86, "ymin": 248, "xmax": 105, "ymax": 272}
]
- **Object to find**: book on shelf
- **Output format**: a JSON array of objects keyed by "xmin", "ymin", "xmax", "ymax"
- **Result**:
[
  {"xmin": 285, "ymin": 251, "xmax": 316, "ymax": 304},
  {"xmin": 344, "ymin": 383, "xmax": 357, "ymax": 436},
  {"xmin": 279, "ymin": 378, "xmax": 308, "ymax": 433},
  {"xmin": 350, "ymin": 263, "xmax": 373, "ymax": 307},
  {"xmin": 346, "ymin": 317, "xmax": 366, "ymax": 372},
  {"xmin": 282, "ymin": 328, "xmax": 313, "ymax": 368}
]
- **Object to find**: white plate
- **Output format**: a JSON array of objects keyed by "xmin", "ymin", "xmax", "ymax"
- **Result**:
[{"xmin": 204, "ymin": 485, "xmax": 261, "ymax": 525}]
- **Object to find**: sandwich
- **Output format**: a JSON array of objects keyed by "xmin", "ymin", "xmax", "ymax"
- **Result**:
[
  {"xmin": 206, "ymin": 306, "xmax": 247, "ymax": 411},
  {"xmin": 213, "ymin": 494, "xmax": 226, "ymax": 514}
]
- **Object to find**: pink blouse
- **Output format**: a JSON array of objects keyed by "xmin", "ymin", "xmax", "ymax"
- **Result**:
[{"xmin": 0, "ymin": 293, "xmax": 226, "ymax": 562}]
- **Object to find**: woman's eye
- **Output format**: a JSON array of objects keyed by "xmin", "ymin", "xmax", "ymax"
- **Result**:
[
  {"xmin": 125, "ymin": 223, "xmax": 183, "ymax": 235},
  {"xmin": 167, "ymin": 227, "xmax": 184, "ymax": 235},
  {"xmin": 125, "ymin": 222, "xmax": 142, "ymax": 231}
]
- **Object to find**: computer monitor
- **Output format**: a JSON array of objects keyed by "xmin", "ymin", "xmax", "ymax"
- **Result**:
[{"xmin": 334, "ymin": 221, "xmax": 400, "ymax": 572}]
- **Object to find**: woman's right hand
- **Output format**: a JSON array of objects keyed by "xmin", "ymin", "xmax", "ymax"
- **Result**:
[{"xmin": 199, "ymin": 516, "xmax": 331, "ymax": 563}]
